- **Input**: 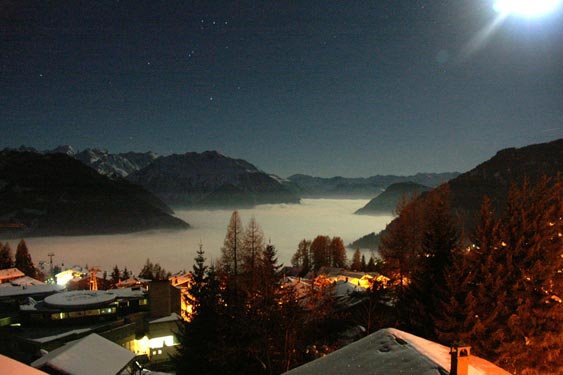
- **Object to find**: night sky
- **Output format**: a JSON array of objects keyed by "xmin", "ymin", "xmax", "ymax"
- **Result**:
[{"xmin": 2, "ymin": 1, "xmax": 562, "ymax": 177}]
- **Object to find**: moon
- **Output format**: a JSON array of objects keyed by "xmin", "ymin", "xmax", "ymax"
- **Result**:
[{"xmin": 494, "ymin": 0, "xmax": 562, "ymax": 17}]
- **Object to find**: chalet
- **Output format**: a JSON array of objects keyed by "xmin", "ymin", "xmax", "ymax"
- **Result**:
[
  {"xmin": 314, "ymin": 267, "xmax": 390, "ymax": 289},
  {"xmin": 0, "ymin": 267, "xmax": 25, "ymax": 284},
  {"xmin": 126, "ymin": 313, "xmax": 180, "ymax": 366},
  {"xmin": 116, "ymin": 276, "xmax": 150, "ymax": 291}
]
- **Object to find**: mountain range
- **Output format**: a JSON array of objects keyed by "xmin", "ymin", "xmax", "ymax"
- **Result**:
[
  {"xmin": 9, "ymin": 146, "xmax": 300, "ymax": 208},
  {"xmin": 350, "ymin": 138, "xmax": 563, "ymax": 249},
  {"xmin": 127, "ymin": 151, "xmax": 300, "ymax": 207},
  {"xmin": 286, "ymin": 172, "xmax": 458, "ymax": 198},
  {"xmin": 42, "ymin": 146, "xmax": 457, "ymax": 206},
  {"xmin": 0, "ymin": 151, "xmax": 188, "ymax": 237}
]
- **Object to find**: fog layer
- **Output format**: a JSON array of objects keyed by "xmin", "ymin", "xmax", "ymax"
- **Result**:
[{"xmin": 24, "ymin": 199, "xmax": 393, "ymax": 274}]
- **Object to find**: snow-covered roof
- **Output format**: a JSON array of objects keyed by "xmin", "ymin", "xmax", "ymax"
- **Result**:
[
  {"xmin": 31, "ymin": 328, "xmax": 92, "ymax": 344},
  {"xmin": 7, "ymin": 276, "xmax": 45, "ymax": 286},
  {"xmin": 116, "ymin": 276, "xmax": 149, "ymax": 287},
  {"xmin": 31, "ymin": 333, "xmax": 135, "ymax": 375},
  {"xmin": 44, "ymin": 290, "xmax": 116, "ymax": 309},
  {"xmin": 149, "ymin": 312, "xmax": 180, "ymax": 324},
  {"xmin": 108, "ymin": 287, "xmax": 145, "ymax": 299},
  {"xmin": 0, "ymin": 354, "xmax": 49, "ymax": 375},
  {"xmin": 0, "ymin": 268, "xmax": 25, "ymax": 281},
  {"xmin": 333, "ymin": 280, "xmax": 364, "ymax": 297},
  {"xmin": 283, "ymin": 328, "xmax": 510, "ymax": 375},
  {"xmin": 0, "ymin": 284, "xmax": 64, "ymax": 299}
]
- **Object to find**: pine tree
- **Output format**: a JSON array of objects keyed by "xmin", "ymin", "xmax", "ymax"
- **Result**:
[
  {"xmin": 174, "ymin": 262, "xmax": 223, "ymax": 375},
  {"xmin": 193, "ymin": 243, "xmax": 208, "ymax": 283},
  {"xmin": 241, "ymin": 216, "xmax": 265, "ymax": 284},
  {"xmin": 111, "ymin": 265, "xmax": 121, "ymax": 284},
  {"xmin": 400, "ymin": 186, "xmax": 460, "ymax": 340},
  {"xmin": 138, "ymin": 259, "xmax": 153, "ymax": 279},
  {"xmin": 488, "ymin": 178, "xmax": 562, "ymax": 374},
  {"xmin": 220, "ymin": 211, "xmax": 243, "ymax": 276},
  {"xmin": 15, "ymin": 239, "xmax": 36, "ymax": 278},
  {"xmin": 454, "ymin": 196, "xmax": 501, "ymax": 352},
  {"xmin": 310, "ymin": 235, "xmax": 330, "ymax": 271},
  {"xmin": 329, "ymin": 236, "xmax": 347, "ymax": 268},
  {"xmin": 121, "ymin": 266, "xmax": 130, "ymax": 281},
  {"xmin": 0, "ymin": 242, "xmax": 13, "ymax": 270},
  {"xmin": 360, "ymin": 254, "xmax": 367, "ymax": 271},
  {"xmin": 186, "ymin": 243, "xmax": 208, "ymax": 321},
  {"xmin": 380, "ymin": 194, "xmax": 423, "ymax": 300},
  {"xmin": 259, "ymin": 243, "xmax": 282, "ymax": 301},
  {"xmin": 351, "ymin": 249, "xmax": 362, "ymax": 271},
  {"xmin": 366, "ymin": 256, "xmax": 376, "ymax": 272},
  {"xmin": 291, "ymin": 239, "xmax": 311, "ymax": 275}
]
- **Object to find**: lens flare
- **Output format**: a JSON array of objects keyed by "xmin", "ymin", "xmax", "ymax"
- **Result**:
[{"xmin": 494, "ymin": 0, "xmax": 562, "ymax": 17}]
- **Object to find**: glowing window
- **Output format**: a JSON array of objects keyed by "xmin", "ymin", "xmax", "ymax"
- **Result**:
[{"xmin": 148, "ymin": 335, "xmax": 175, "ymax": 348}]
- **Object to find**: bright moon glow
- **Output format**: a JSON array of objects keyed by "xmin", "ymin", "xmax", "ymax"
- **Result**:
[{"xmin": 494, "ymin": 0, "xmax": 562, "ymax": 17}]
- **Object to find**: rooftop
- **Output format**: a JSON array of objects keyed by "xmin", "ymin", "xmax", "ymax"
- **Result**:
[
  {"xmin": 283, "ymin": 328, "xmax": 511, "ymax": 375},
  {"xmin": 0, "ymin": 283, "xmax": 64, "ymax": 299},
  {"xmin": 31, "ymin": 333, "xmax": 135, "ymax": 375},
  {"xmin": 0, "ymin": 267, "xmax": 25, "ymax": 281},
  {"xmin": 0, "ymin": 354, "xmax": 48, "ymax": 375},
  {"xmin": 44, "ymin": 290, "xmax": 116, "ymax": 309}
]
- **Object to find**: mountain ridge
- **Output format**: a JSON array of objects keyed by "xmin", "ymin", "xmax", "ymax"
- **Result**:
[
  {"xmin": 350, "ymin": 138, "xmax": 563, "ymax": 249},
  {"xmin": 355, "ymin": 182, "xmax": 431, "ymax": 215},
  {"xmin": 0, "ymin": 150, "xmax": 189, "ymax": 237},
  {"xmin": 287, "ymin": 172, "xmax": 459, "ymax": 198},
  {"xmin": 127, "ymin": 151, "xmax": 300, "ymax": 208}
]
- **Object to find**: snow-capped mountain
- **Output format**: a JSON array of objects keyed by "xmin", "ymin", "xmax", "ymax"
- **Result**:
[
  {"xmin": 48, "ymin": 146, "xmax": 158, "ymax": 178},
  {"xmin": 127, "ymin": 151, "xmax": 300, "ymax": 207},
  {"xmin": 48, "ymin": 145, "xmax": 77, "ymax": 156}
]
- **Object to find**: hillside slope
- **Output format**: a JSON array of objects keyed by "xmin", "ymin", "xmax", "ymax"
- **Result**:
[
  {"xmin": 355, "ymin": 182, "xmax": 431, "ymax": 215},
  {"xmin": 351, "ymin": 139, "xmax": 563, "ymax": 248},
  {"xmin": 0, "ymin": 151, "xmax": 189, "ymax": 237}
]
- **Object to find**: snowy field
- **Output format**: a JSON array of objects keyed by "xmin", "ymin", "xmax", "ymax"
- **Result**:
[{"xmin": 20, "ymin": 199, "xmax": 393, "ymax": 275}]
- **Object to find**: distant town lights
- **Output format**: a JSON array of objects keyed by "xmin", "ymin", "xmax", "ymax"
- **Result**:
[{"xmin": 494, "ymin": 0, "xmax": 562, "ymax": 17}]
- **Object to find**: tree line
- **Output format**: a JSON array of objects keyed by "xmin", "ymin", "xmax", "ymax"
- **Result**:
[
  {"xmin": 379, "ymin": 177, "xmax": 561, "ymax": 375},
  {"xmin": 0, "ymin": 239, "xmax": 39, "ymax": 279},
  {"xmin": 290, "ymin": 236, "xmax": 379, "ymax": 275},
  {"xmin": 174, "ymin": 211, "xmax": 341, "ymax": 375}
]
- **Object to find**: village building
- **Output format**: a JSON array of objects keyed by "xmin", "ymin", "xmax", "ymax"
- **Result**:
[
  {"xmin": 31, "ymin": 333, "xmax": 139, "ymax": 375},
  {"xmin": 126, "ymin": 313, "xmax": 181, "ymax": 369},
  {"xmin": 0, "ymin": 268, "xmax": 25, "ymax": 284},
  {"xmin": 0, "ymin": 270, "xmax": 184, "ymax": 372},
  {"xmin": 18, "ymin": 288, "xmax": 147, "ymax": 324},
  {"xmin": 314, "ymin": 267, "xmax": 390, "ymax": 288}
]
